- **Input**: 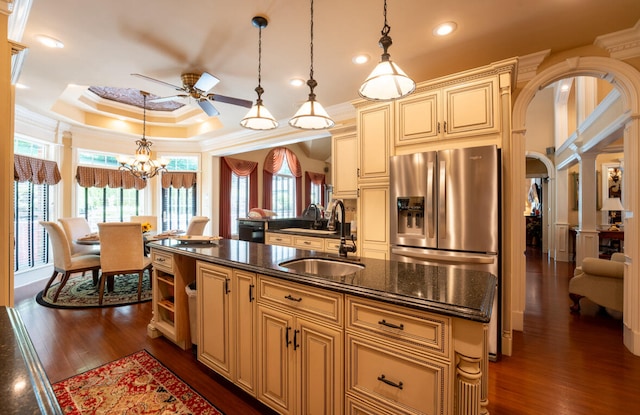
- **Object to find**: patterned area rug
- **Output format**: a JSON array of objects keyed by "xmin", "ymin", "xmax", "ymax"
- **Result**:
[
  {"xmin": 36, "ymin": 272, "xmax": 152, "ymax": 309},
  {"xmin": 53, "ymin": 350, "xmax": 224, "ymax": 415}
]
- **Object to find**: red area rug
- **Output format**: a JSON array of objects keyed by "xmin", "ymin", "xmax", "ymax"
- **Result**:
[{"xmin": 53, "ymin": 350, "xmax": 223, "ymax": 414}]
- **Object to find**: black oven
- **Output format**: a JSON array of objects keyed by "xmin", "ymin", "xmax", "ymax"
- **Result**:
[{"xmin": 238, "ymin": 220, "xmax": 265, "ymax": 243}]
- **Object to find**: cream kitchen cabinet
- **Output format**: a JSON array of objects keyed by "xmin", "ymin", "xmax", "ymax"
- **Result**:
[
  {"xmin": 256, "ymin": 275, "xmax": 344, "ymax": 415},
  {"xmin": 357, "ymin": 101, "xmax": 394, "ymax": 183},
  {"xmin": 357, "ymin": 183, "xmax": 390, "ymax": 260},
  {"xmin": 265, "ymin": 232, "xmax": 293, "ymax": 247},
  {"xmin": 332, "ymin": 131, "xmax": 358, "ymax": 198},
  {"xmin": 149, "ymin": 249, "xmax": 195, "ymax": 350},
  {"xmin": 395, "ymin": 77, "xmax": 499, "ymax": 147},
  {"xmin": 196, "ymin": 262, "xmax": 257, "ymax": 396}
]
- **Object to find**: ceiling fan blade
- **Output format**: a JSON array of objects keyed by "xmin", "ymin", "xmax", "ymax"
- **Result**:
[
  {"xmin": 131, "ymin": 73, "xmax": 185, "ymax": 92},
  {"xmin": 149, "ymin": 94, "xmax": 188, "ymax": 103},
  {"xmin": 198, "ymin": 99, "xmax": 220, "ymax": 116},
  {"xmin": 208, "ymin": 94, "xmax": 253, "ymax": 108},
  {"xmin": 194, "ymin": 72, "xmax": 220, "ymax": 93}
]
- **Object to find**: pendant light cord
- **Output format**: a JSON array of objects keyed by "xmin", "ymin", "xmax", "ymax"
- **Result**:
[
  {"xmin": 309, "ymin": 0, "xmax": 315, "ymax": 82},
  {"xmin": 382, "ymin": 0, "xmax": 390, "ymax": 36},
  {"xmin": 142, "ymin": 92, "xmax": 147, "ymax": 140},
  {"xmin": 255, "ymin": 23, "xmax": 264, "ymax": 100}
]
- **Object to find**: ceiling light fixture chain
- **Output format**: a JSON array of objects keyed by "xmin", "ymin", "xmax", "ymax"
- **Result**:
[
  {"xmin": 241, "ymin": 15, "xmax": 278, "ymax": 130},
  {"xmin": 358, "ymin": 0, "xmax": 416, "ymax": 101},
  {"xmin": 118, "ymin": 91, "xmax": 169, "ymax": 180},
  {"xmin": 288, "ymin": 0, "xmax": 334, "ymax": 130}
]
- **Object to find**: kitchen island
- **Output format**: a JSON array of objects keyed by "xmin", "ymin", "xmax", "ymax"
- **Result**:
[{"xmin": 148, "ymin": 238, "xmax": 496, "ymax": 415}]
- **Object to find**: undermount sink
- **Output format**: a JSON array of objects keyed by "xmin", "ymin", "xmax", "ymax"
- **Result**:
[{"xmin": 279, "ymin": 258, "xmax": 364, "ymax": 277}]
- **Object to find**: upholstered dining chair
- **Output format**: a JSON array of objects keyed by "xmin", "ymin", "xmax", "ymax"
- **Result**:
[
  {"xmin": 130, "ymin": 215, "xmax": 158, "ymax": 232},
  {"xmin": 97, "ymin": 222, "xmax": 152, "ymax": 305},
  {"xmin": 186, "ymin": 216, "xmax": 210, "ymax": 236},
  {"xmin": 59, "ymin": 217, "xmax": 100, "ymax": 256},
  {"xmin": 39, "ymin": 221, "xmax": 101, "ymax": 302}
]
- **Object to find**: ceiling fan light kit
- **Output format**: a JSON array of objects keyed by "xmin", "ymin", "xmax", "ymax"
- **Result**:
[
  {"xmin": 359, "ymin": 0, "xmax": 415, "ymax": 101},
  {"xmin": 241, "ymin": 16, "xmax": 279, "ymax": 131},
  {"xmin": 289, "ymin": 0, "xmax": 335, "ymax": 130},
  {"xmin": 118, "ymin": 91, "xmax": 169, "ymax": 180}
]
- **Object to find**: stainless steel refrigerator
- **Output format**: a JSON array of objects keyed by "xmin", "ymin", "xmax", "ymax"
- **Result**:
[{"xmin": 389, "ymin": 145, "xmax": 501, "ymax": 358}]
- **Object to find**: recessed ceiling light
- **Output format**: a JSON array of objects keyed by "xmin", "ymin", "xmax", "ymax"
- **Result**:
[
  {"xmin": 433, "ymin": 22, "xmax": 457, "ymax": 37},
  {"xmin": 35, "ymin": 34, "xmax": 64, "ymax": 48},
  {"xmin": 289, "ymin": 78, "xmax": 305, "ymax": 87},
  {"xmin": 352, "ymin": 54, "xmax": 370, "ymax": 65}
]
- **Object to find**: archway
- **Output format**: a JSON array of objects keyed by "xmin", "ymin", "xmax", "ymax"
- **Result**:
[
  {"xmin": 525, "ymin": 151, "xmax": 555, "ymax": 257},
  {"xmin": 508, "ymin": 56, "xmax": 640, "ymax": 355}
]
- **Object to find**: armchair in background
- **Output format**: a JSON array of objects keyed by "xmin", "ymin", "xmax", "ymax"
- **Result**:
[
  {"xmin": 569, "ymin": 253, "xmax": 624, "ymax": 313},
  {"xmin": 186, "ymin": 216, "xmax": 210, "ymax": 236}
]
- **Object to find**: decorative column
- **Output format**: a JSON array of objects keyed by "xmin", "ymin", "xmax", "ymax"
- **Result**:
[
  {"xmin": 554, "ymin": 168, "xmax": 571, "ymax": 261},
  {"xmin": 455, "ymin": 354, "xmax": 482, "ymax": 415},
  {"xmin": 576, "ymin": 152, "xmax": 599, "ymax": 265}
]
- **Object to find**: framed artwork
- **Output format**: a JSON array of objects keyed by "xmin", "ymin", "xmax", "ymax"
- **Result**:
[{"xmin": 602, "ymin": 163, "xmax": 623, "ymax": 222}]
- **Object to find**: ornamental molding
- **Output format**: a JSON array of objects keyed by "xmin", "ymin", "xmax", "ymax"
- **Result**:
[{"xmin": 595, "ymin": 20, "xmax": 640, "ymax": 60}]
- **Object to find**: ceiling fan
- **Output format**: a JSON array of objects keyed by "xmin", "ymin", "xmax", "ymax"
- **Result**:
[{"xmin": 131, "ymin": 72, "xmax": 253, "ymax": 116}]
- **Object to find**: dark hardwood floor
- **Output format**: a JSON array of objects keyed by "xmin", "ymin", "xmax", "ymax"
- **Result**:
[{"xmin": 14, "ymin": 248, "xmax": 640, "ymax": 414}]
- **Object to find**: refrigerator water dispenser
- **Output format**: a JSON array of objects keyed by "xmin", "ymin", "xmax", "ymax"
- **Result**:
[{"xmin": 396, "ymin": 197, "xmax": 425, "ymax": 235}]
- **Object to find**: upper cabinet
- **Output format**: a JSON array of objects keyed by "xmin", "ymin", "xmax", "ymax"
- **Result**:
[
  {"xmin": 396, "ymin": 77, "xmax": 500, "ymax": 147},
  {"xmin": 331, "ymin": 131, "xmax": 358, "ymax": 198},
  {"xmin": 357, "ymin": 102, "xmax": 394, "ymax": 183}
]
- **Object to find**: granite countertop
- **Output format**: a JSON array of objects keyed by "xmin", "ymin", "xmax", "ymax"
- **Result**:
[
  {"xmin": 150, "ymin": 239, "xmax": 496, "ymax": 323},
  {"xmin": 0, "ymin": 307, "xmax": 62, "ymax": 414}
]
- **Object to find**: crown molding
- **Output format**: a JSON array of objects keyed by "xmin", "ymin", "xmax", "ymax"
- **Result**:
[
  {"xmin": 517, "ymin": 50, "xmax": 551, "ymax": 83},
  {"xmin": 595, "ymin": 20, "xmax": 640, "ymax": 60}
]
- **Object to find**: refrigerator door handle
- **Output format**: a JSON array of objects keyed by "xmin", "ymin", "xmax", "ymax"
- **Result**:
[
  {"xmin": 427, "ymin": 161, "xmax": 435, "ymax": 238},
  {"xmin": 438, "ymin": 159, "xmax": 447, "ymax": 238},
  {"xmin": 391, "ymin": 247, "xmax": 496, "ymax": 264}
]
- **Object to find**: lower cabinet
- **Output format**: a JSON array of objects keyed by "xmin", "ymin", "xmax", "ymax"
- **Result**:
[
  {"xmin": 196, "ymin": 262, "xmax": 257, "ymax": 395},
  {"xmin": 257, "ymin": 275, "xmax": 344, "ymax": 415}
]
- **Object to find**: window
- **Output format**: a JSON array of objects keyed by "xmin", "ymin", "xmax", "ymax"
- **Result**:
[
  {"xmin": 230, "ymin": 173, "xmax": 249, "ymax": 236},
  {"xmin": 310, "ymin": 181, "xmax": 322, "ymax": 205},
  {"xmin": 161, "ymin": 156, "xmax": 198, "ymax": 231},
  {"xmin": 77, "ymin": 150, "xmax": 143, "ymax": 231},
  {"xmin": 14, "ymin": 139, "xmax": 51, "ymax": 272},
  {"xmin": 272, "ymin": 157, "xmax": 296, "ymax": 217}
]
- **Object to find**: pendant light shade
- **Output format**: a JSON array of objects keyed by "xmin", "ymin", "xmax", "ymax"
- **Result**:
[
  {"xmin": 359, "ymin": 0, "xmax": 415, "ymax": 101},
  {"xmin": 241, "ymin": 16, "xmax": 278, "ymax": 130},
  {"xmin": 289, "ymin": 0, "xmax": 335, "ymax": 130}
]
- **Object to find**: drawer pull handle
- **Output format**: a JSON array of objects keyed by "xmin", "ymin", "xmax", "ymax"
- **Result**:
[
  {"xmin": 377, "ymin": 374, "xmax": 403, "ymax": 390},
  {"xmin": 304, "ymin": 241, "xmax": 311, "ymax": 245},
  {"xmin": 156, "ymin": 257, "xmax": 165, "ymax": 262},
  {"xmin": 378, "ymin": 319, "xmax": 404, "ymax": 330},
  {"xmin": 284, "ymin": 294, "xmax": 302, "ymax": 302}
]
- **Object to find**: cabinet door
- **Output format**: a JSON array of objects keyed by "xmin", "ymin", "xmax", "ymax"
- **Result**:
[
  {"xmin": 395, "ymin": 90, "xmax": 440, "ymax": 146},
  {"xmin": 332, "ymin": 132, "xmax": 358, "ymax": 198},
  {"xmin": 358, "ymin": 103, "xmax": 393, "ymax": 182},
  {"xmin": 233, "ymin": 270, "xmax": 257, "ymax": 395},
  {"xmin": 297, "ymin": 318, "xmax": 343, "ymax": 415},
  {"xmin": 357, "ymin": 184, "xmax": 389, "ymax": 259},
  {"xmin": 443, "ymin": 77, "xmax": 498, "ymax": 138},
  {"xmin": 257, "ymin": 305, "xmax": 296, "ymax": 415},
  {"xmin": 197, "ymin": 263, "xmax": 233, "ymax": 380}
]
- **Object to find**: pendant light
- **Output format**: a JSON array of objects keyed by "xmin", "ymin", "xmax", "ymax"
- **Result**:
[
  {"xmin": 289, "ymin": 0, "xmax": 335, "ymax": 130},
  {"xmin": 359, "ymin": 0, "xmax": 415, "ymax": 101},
  {"xmin": 241, "ymin": 16, "xmax": 279, "ymax": 130}
]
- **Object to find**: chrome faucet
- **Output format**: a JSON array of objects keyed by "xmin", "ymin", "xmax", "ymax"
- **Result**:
[{"xmin": 328, "ymin": 200, "xmax": 357, "ymax": 258}]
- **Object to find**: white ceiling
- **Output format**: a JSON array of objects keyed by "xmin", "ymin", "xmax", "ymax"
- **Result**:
[{"xmin": 12, "ymin": 0, "xmax": 640, "ymax": 156}]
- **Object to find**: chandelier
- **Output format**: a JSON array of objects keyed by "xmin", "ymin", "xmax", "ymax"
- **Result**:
[{"xmin": 118, "ymin": 91, "xmax": 168, "ymax": 180}]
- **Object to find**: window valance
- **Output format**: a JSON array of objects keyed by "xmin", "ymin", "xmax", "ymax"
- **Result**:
[
  {"xmin": 161, "ymin": 172, "xmax": 197, "ymax": 189},
  {"xmin": 14, "ymin": 154, "xmax": 62, "ymax": 185},
  {"xmin": 263, "ymin": 147, "xmax": 302, "ymax": 177},
  {"xmin": 76, "ymin": 166, "xmax": 147, "ymax": 190},
  {"xmin": 223, "ymin": 157, "xmax": 258, "ymax": 177}
]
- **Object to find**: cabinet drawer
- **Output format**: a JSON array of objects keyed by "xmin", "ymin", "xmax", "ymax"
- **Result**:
[
  {"xmin": 347, "ymin": 296, "xmax": 449, "ymax": 359},
  {"xmin": 257, "ymin": 275, "xmax": 343, "ymax": 326},
  {"xmin": 347, "ymin": 334, "xmax": 449, "ymax": 415},
  {"xmin": 293, "ymin": 235, "xmax": 324, "ymax": 251},
  {"xmin": 152, "ymin": 250, "xmax": 173, "ymax": 272},
  {"xmin": 324, "ymin": 239, "xmax": 342, "ymax": 253},
  {"xmin": 266, "ymin": 233, "xmax": 293, "ymax": 246}
]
